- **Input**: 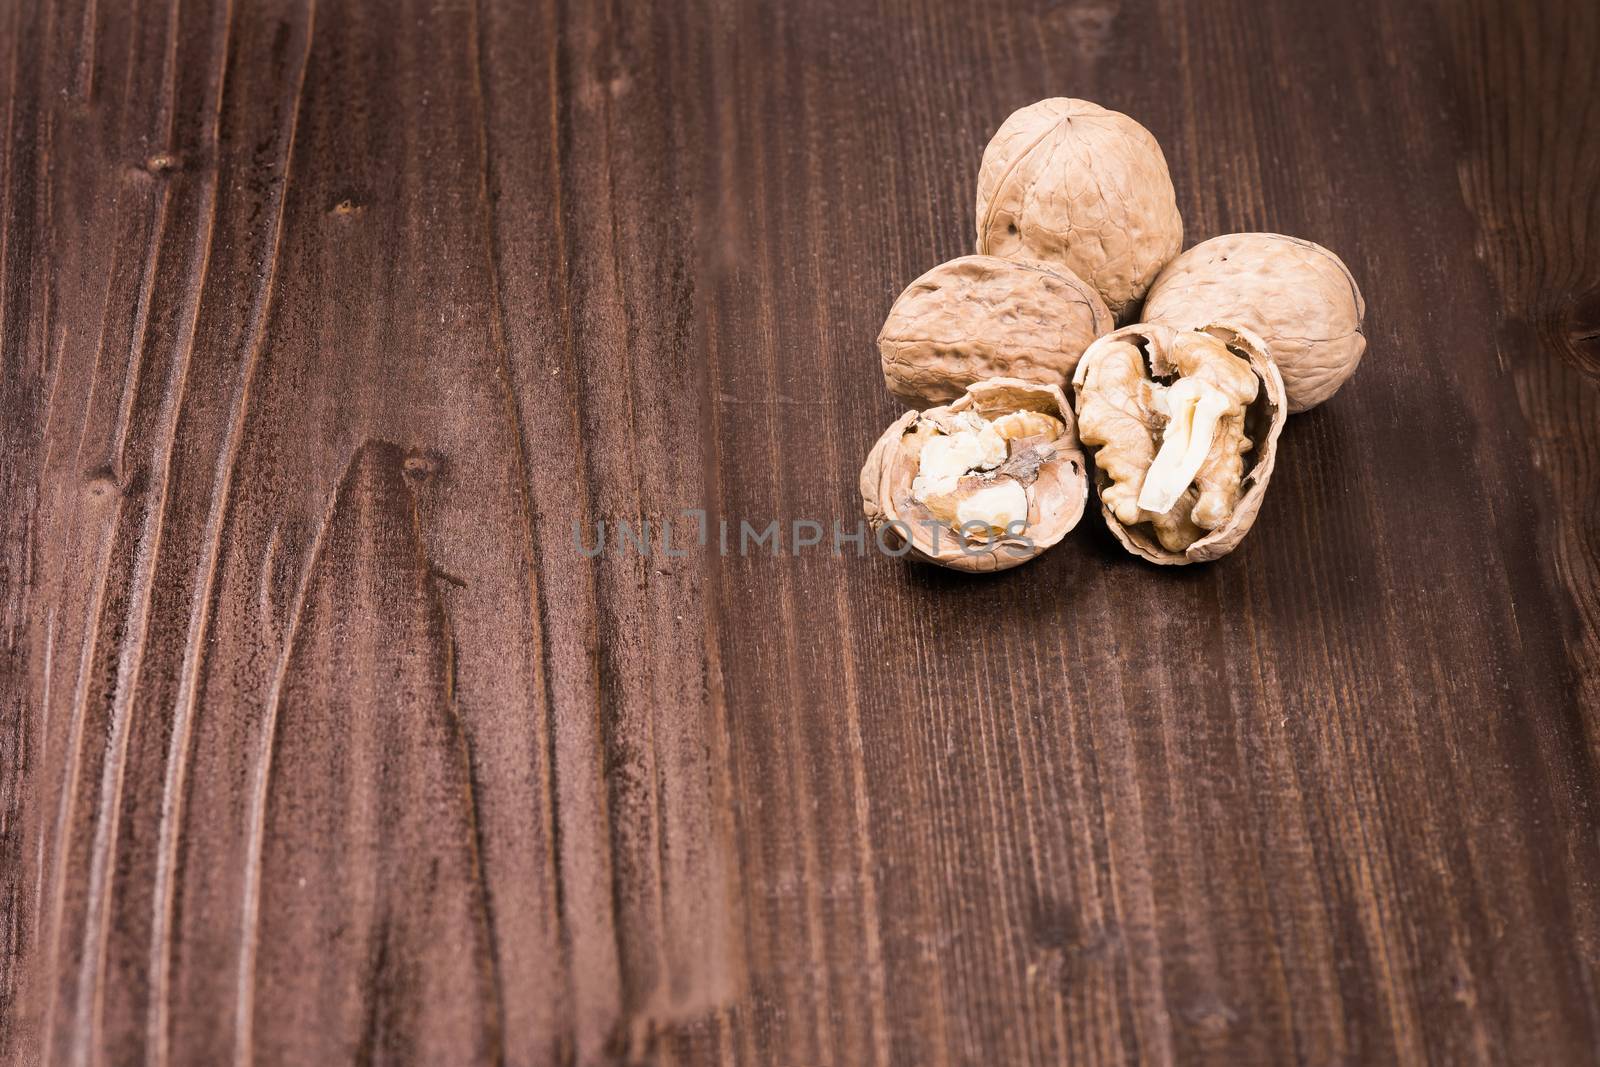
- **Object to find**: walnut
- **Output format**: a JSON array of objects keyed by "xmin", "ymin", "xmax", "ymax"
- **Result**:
[
  {"xmin": 1143, "ymin": 232, "xmax": 1366, "ymax": 412},
  {"xmin": 877, "ymin": 255, "xmax": 1112, "ymax": 408},
  {"xmin": 860, "ymin": 379, "xmax": 1087, "ymax": 572},
  {"xmin": 975, "ymin": 98, "xmax": 1183, "ymax": 321},
  {"xmin": 1071, "ymin": 323, "xmax": 1287, "ymax": 564}
]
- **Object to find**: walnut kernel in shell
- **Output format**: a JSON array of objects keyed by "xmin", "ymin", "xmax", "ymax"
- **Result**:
[
  {"xmin": 1071, "ymin": 323, "xmax": 1286, "ymax": 564},
  {"xmin": 860, "ymin": 379, "xmax": 1087, "ymax": 572}
]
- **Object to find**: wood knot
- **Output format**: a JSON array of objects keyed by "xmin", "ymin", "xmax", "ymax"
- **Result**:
[
  {"xmin": 402, "ymin": 448, "xmax": 442, "ymax": 481},
  {"xmin": 1179, "ymin": 995, "xmax": 1239, "ymax": 1037},
  {"xmin": 1563, "ymin": 290, "xmax": 1600, "ymax": 378},
  {"xmin": 81, "ymin": 463, "xmax": 144, "ymax": 498},
  {"xmin": 82, "ymin": 464, "xmax": 119, "ymax": 497},
  {"xmin": 1026, "ymin": 894, "xmax": 1120, "ymax": 987},
  {"xmin": 142, "ymin": 153, "xmax": 181, "ymax": 175},
  {"xmin": 1043, "ymin": 0, "xmax": 1121, "ymax": 60}
]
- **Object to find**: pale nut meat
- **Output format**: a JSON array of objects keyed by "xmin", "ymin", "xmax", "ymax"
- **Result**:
[
  {"xmin": 1071, "ymin": 323, "xmax": 1287, "ymax": 564},
  {"xmin": 1143, "ymin": 232, "xmax": 1366, "ymax": 413},
  {"xmin": 878, "ymin": 255, "xmax": 1112, "ymax": 408},
  {"xmin": 975, "ymin": 98, "xmax": 1183, "ymax": 321},
  {"xmin": 860, "ymin": 378, "xmax": 1087, "ymax": 572}
]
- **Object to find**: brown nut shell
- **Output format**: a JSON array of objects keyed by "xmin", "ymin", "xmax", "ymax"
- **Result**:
[
  {"xmin": 877, "ymin": 255, "xmax": 1113, "ymax": 409},
  {"xmin": 1143, "ymin": 233, "xmax": 1365, "ymax": 413},
  {"xmin": 1071, "ymin": 322, "xmax": 1287, "ymax": 565},
  {"xmin": 975, "ymin": 98, "xmax": 1183, "ymax": 321},
  {"xmin": 861, "ymin": 378, "xmax": 1087, "ymax": 573}
]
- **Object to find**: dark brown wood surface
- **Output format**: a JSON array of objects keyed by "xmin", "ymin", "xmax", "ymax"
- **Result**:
[{"xmin": 2, "ymin": 0, "xmax": 1598, "ymax": 1064}]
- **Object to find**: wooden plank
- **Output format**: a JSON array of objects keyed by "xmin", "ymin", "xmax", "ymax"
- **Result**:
[{"xmin": 1, "ymin": 0, "xmax": 1596, "ymax": 1063}]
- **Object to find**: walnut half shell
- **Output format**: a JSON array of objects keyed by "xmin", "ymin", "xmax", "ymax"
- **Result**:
[
  {"xmin": 1071, "ymin": 323, "xmax": 1287, "ymax": 564},
  {"xmin": 1143, "ymin": 233, "xmax": 1366, "ymax": 413},
  {"xmin": 877, "ymin": 255, "xmax": 1112, "ymax": 409},
  {"xmin": 860, "ymin": 379, "xmax": 1088, "ymax": 572}
]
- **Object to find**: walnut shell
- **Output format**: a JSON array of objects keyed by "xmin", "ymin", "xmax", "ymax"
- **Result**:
[
  {"xmin": 975, "ymin": 98, "xmax": 1183, "ymax": 321},
  {"xmin": 860, "ymin": 379, "xmax": 1087, "ymax": 572},
  {"xmin": 1071, "ymin": 323, "xmax": 1287, "ymax": 565},
  {"xmin": 1143, "ymin": 233, "xmax": 1366, "ymax": 413},
  {"xmin": 877, "ymin": 255, "xmax": 1113, "ymax": 409}
]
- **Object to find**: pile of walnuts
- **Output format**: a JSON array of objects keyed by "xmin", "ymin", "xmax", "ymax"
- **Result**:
[{"xmin": 862, "ymin": 98, "xmax": 1365, "ymax": 571}]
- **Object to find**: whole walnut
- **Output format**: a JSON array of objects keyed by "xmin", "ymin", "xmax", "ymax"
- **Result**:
[
  {"xmin": 878, "ymin": 255, "xmax": 1112, "ymax": 408},
  {"xmin": 1071, "ymin": 322, "xmax": 1286, "ymax": 565},
  {"xmin": 860, "ymin": 378, "xmax": 1087, "ymax": 572},
  {"xmin": 1143, "ymin": 233, "xmax": 1366, "ymax": 413},
  {"xmin": 975, "ymin": 98, "xmax": 1183, "ymax": 321}
]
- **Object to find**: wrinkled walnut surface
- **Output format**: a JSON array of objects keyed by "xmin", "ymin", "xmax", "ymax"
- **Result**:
[
  {"xmin": 878, "ymin": 255, "xmax": 1112, "ymax": 408},
  {"xmin": 1071, "ymin": 323, "xmax": 1286, "ymax": 564},
  {"xmin": 1143, "ymin": 232, "xmax": 1366, "ymax": 412},
  {"xmin": 975, "ymin": 98, "xmax": 1183, "ymax": 321},
  {"xmin": 860, "ymin": 379, "xmax": 1087, "ymax": 572}
]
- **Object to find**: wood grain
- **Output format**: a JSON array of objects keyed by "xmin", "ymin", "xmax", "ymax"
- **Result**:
[{"xmin": 1, "ymin": 0, "xmax": 1596, "ymax": 1064}]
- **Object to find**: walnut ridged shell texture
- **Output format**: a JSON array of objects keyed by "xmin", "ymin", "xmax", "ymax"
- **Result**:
[
  {"xmin": 975, "ymin": 98, "xmax": 1182, "ymax": 321},
  {"xmin": 1144, "ymin": 232, "xmax": 1366, "ymax": 412},
  {"xmin": 878, "ymin": 255, "xmax": 1113, "ymax": 409}
]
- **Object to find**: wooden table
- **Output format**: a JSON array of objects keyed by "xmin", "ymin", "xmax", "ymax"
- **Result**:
[{"xmin": 3, "ymin": 0, "xmax": 1597, "ymax": 1063}]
